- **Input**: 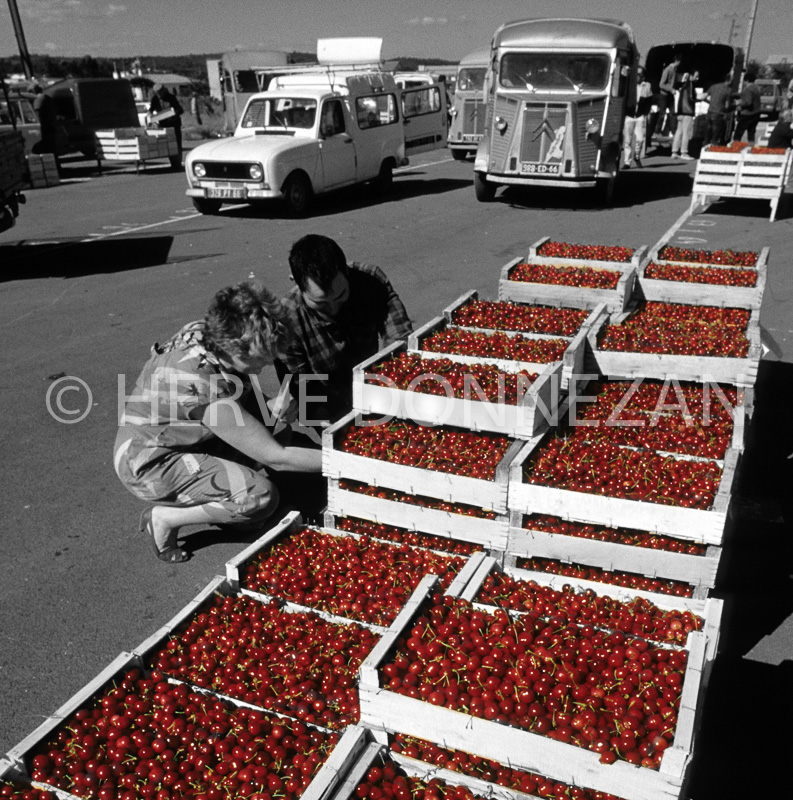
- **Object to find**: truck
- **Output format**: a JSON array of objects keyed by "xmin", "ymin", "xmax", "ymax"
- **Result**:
[
  {"xmin": 448, "ymin": 47, "xmax": 489, "ymax": 160},
  {"xmin": 0, "ymin": 129, "xmax": 27, "ymax": 233},
  {"xmin": 185, "ymin": 38, "xmax": 448, "ymax": 216},
  {"xmin": 473, "ymin": 17, "xmax": 640, "ymax": 203},
  {"xmin": 219, "ymin": 50, "xmax": 315, "ymax": 133}
]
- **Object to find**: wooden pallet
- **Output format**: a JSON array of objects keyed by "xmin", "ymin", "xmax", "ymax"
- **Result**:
[
  {"xmin": 94, "ymin": 127, "xmax": 178, "ymax": 172},
  {"xmin": 508, "ymin": 431, "xmax": 740, "ymax": 544},
  {"xmin": 587, "ymin": 304, "xmax": 763, "ymax": 388},
  {"xmin": 357, "ymin": 574, "xmax": 715, "ymax": 800},
  {"xmin": 353, "ymin": 340, "xmax": 562, "ymax": 438},
  {"xmin": 324, "ymin": 482, "xmax": 510, "ymax": 550},
  {"xmin": 498, "ymin": 256, "xmax": 639, "ymax": 314},
  {"xmin": 505, "ymin": 509, "xmax": 724, "ymax": 589},
  {"xmin": 322, "ymin": 410, "xmax": 524, "ymax": 514},
  {"xmin": 690, "ymin": 145, "xmax": 792, "ymax": 221},
  {"xmin": 638, "ymin": 247, "xmax": 768, "ymax": 310}
]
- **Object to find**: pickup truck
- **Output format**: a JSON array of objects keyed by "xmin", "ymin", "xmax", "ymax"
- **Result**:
[
  {"xmin": 185, "ymin": 69, "xmax": 447, "ymax": 216},
  {"xmin": 0, "ymin": 130, "xmax": 27, "ymax": 234}
]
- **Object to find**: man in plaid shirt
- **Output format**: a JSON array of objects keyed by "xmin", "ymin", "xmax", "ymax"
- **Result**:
[{"xmin": 275, "ymin": 234, "xmax": 412, "ymax": 427}]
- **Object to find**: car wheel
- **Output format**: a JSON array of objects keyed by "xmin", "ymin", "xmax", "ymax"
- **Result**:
[
  {"xmin": 451, "ymin": 149, "xmax": 468, "ymax": 161},
  {"xmin": 373, "ymin": 160, "xmax": 394, "ymax": 194},
  {"xmin": 474, "ymin": 171, "xmax": 496, "ymax": 201},
  {"xmin": 283, "ymin": 173, "xmax": 312, "ymax": 216},
  {"xmin": 192, "ymin": 197, "xmax": 222, "ymax": 215}
]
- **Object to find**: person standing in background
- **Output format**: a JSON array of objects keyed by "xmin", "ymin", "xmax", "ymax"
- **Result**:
[
  {"xmin": 657, "ymin": 52, "xmax": 682, "ymax": 137},
  {"xmin": 704, "ymin": 73, "xmax": 734, "ymax": 145},
  {"xmin": 190, "ymin": 90, "xmax": 203, "ymax": 126},
  {"xmin": 622, "ymin": 66, "xmax": 652, "ymax": 168},
  {"xmin": 671, "ymin": 70, "xmax": 698, "ymax": 159},
  {"xmin": 733, "ymin": 71, "xmax": 762, "ymax": 144},
  {"xmin": 149, "ymin": 83, "xmax": 184, "ymax": 166}
]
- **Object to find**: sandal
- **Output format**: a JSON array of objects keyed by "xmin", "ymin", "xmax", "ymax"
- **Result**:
[{"xmin": 139, "ymin": 508, "xmax": 190, "ymax": 563}]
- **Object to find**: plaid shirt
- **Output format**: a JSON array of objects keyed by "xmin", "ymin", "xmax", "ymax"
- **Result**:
[{"xmin": 275, "ymin": 262, "xmax": 412, "ymax": 421}]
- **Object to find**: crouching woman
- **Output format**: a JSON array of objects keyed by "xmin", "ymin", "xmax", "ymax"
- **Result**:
[{"xmin": 114, "ymin": 281, "xmax": 321, "ymax": 563}]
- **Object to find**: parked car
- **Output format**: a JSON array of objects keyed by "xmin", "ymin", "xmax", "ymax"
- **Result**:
[
  {"xmin": 756, "ymin": 79, "xmax": 783, "ymax": 120},
  {"xmin": 0, "ymin": 90, "xmax": 43, "ymax": 154}
]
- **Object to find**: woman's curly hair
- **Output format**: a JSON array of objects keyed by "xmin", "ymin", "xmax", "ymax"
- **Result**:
[{"xmin": 203, "ymin": 281, "xmax": 287, "ymax": 359}]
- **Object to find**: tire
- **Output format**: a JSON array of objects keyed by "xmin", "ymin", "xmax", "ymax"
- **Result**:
[
  {"xmin": 451, "ymin": 148, "xmax": 467, "ymax": 161},
  {"xmin": 282, "ymin": 173, "xmax": 312, "ymax": 217},
  {"xmin": 373, "ymin": 161, "xmax": 394, "ymax": 194},
  {"xmin": 192, "ymin": 197, "xmax": 222, "ymax": 215},
  {"xmin": 474, "ymin": 171, "xmax": 496, "ymax": 202}
]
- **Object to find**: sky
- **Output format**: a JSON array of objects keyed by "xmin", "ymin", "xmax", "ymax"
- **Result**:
[{"xmin": 2, "ymin": 0, "xmax": 791, "ymax": 66}]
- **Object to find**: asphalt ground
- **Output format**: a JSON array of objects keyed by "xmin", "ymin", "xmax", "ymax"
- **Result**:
[{"xmin": 1, "ymin": 137, "xmax": 792, "ymax": 796}]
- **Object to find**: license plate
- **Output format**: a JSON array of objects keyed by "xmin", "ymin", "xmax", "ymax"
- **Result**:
[
  {"xmin": 206, "ymin": 187, "xmax": 246, "ymax": 199},
  {"xmin": 520, "ymin": 162, "xmax": 560, "ymax": 175}
]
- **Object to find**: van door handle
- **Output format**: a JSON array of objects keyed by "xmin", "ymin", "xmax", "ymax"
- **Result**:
[{"xmin": 344, "ymin": 137, "xmax": 353, "ymax": 143}]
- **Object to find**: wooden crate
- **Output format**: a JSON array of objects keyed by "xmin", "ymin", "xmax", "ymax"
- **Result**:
[
  {"xmin": 587, "ymin": 304, "xmax": 763, "ymax": 388},
  {"xmin": 459, "ymin": 555, "xmax": 723, "ymax": 648},
  {"xmin": 225, "ymin": 510, "xmax": 483, "ymax": 630},
  {"xmin": 323, "ymin": 492, "xmax": 509, "ymax": 551},
  {"xmin": 525, "ymin": 235, "xmax": 647, "ymax": 269},
  {"xmin": 505, "ymin": 510, "xmax": 723, "ymax": 589},
  {"xmin": 638, "ymin": 248, "xmax": 768, "ymax": 310},
  {"xmin": 95, "ymin": 127, "xmax": 178, "ymax": 170},
  {"xmin": 357, "ymin": 573, "xmax": 716, "ymax": 800},
  {"xmin": 322, "ymin": 410, "xmax": 524, "ymax": 514},
  {"xmin": 25, "ymin": 153, "xmax": 60, "ymax": 189},
  {"xmin": 353, "ymin": 340, "xmax": 561, "ymax": 439},
  {"xmin": 5, "ymin": 651, "xmax": 142, "ymax": 771},
  {"xmin": 498, "ymin": 256, "xmax": 639, "ymax": 314},
  {"xmin": 690, "ymin": 145, "xmax": 792, "ymax": 221},
  {"xmin": 508, "ymin": 432, "xmax": 740, "ymax": 545}
]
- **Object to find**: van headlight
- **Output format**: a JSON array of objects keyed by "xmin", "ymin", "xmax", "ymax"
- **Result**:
[
  {"xmin": 193, "ymin": 162, "xmax": 207, "ymax": 178},
  {"xmin": 249, "ymin": 164, "xmax": 264, "ymax": 181},
  {"xmin": 495, "ymin": 116, "xmax": 508, "ymax": 133},
  {"xmin": 585, "ymin": 118, "xmax": 600, "ymax": 134},
  {"xmin": 449, "ymin": 106, "xmax": 458, "ymax": 118}
]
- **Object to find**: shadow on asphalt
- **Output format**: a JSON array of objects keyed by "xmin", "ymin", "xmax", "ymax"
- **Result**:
[
  {"xmin": 697, "ymin": 195, "xmax": 792, "ymax": 222},
  {"xmin": 0, "ymin": 235, "xmax": 176, "ymax": 281},
  {"xmin": 217, "ymin": 177, "xmax": 472, "ymax": 220},
  {"xmin": 687, "ymin": 359, "xmax": 793, "ymax": 797},
  {"xmin": 496, "ymin": 168, "xmax": 693, "ymax": 211}
]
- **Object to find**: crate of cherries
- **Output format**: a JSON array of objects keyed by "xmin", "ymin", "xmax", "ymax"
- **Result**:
[
  {"xmin": 354, "ymin": 341, "xmax": 560, "ymax": 439},
  {"xmin": 640, "ymin": 244, "xmax": 768, "ymax": 309}
]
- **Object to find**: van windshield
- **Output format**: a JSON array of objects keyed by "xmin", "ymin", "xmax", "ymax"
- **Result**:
[
  {"xmin": 241, "ymin": 97, "xmax": 317, "ymax": 129},
  {"xmin": 500, "ymin": 53, "xmax": 610, "ymax": 92},
  {"xmin": 457, "ymin": 67, "xmax": 487, "ymax": 92}
]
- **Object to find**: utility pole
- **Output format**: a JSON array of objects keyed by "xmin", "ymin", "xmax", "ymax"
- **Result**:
[
  {"xmin": 6, "ymin": 0, "xmax": 34, "ymax": 79},
  {"xmin": 744, "ymin": 0, "xmax": 760, "ymax": 65}
]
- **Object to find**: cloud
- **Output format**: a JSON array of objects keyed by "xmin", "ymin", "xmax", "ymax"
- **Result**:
[
  {"xmin": 22, "ymin": 0, "xmax": 127, "ymax": 24},
  {"xmin": 407, "ymin": 17, "xmax": 449, "ymax": 27}
]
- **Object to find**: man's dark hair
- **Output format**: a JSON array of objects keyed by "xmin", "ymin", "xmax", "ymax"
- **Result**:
[
  {"xmin": 288, "ymin": 234, "xmax": 348, "ymax": 292},
  {"xmin": 745, "ymin": 70, "xmax": 757, "ymax": 83}
]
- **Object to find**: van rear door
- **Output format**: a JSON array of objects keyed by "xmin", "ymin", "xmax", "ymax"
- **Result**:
[{"xmin": 401, "ymin": 84, "xmax": 448, "ymax": 155}]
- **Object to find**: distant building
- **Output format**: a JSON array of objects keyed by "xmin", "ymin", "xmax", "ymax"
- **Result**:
[{"xmin": 765, "ymin": 54, "xmax": 793, "ymax": 67}]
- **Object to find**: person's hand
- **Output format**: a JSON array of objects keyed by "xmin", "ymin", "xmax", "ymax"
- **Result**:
[{"xmin": 267, "ymin": 393, "xmax": 298, "ymax": 424}]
